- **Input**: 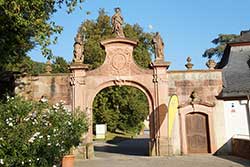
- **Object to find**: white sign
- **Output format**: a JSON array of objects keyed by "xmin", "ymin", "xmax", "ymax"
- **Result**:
[{"xmin": 95, "ymin": 124, "xmax": 107, "ymax": 139}]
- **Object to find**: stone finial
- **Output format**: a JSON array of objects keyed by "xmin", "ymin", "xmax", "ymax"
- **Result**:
[
  {"xmin": 206, "ymin": 59, "xmax": 216, "ymax": 70},
  {"xmin": 45, "ymin": 60, "xmax": 52, "ymax": 74},
  {"xmin": 73, "ymin": 33, "xmax": 84, "ymax": 64},
  {"xmin": 111, "ymin": 7, "xmax": 125, "ymax": 38},
  {"xmin": 185, "ymin": 56, "xmax": 193, "ymax": 70}
]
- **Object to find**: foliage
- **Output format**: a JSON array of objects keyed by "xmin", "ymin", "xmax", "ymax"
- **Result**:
[
  {"xmin": 52, "ymin": 57, "xmax": 70, "ymax": 73},
  {"xmin": 123, "ymin": 24, "xmax": 154, "ymax": 68},
  {"xmin": 0, "ymin": 0, "xmax": 85, "ymax": 72},
  {"xmin": 93, "ymin": 86, "xmax": 148, "ymax": 134},
  {"xmin": 203, "ymin": 34, "xmax": 240, "ymax": 59},
  {"xmin": 0, "ymin": 96, "xmax": 88, "ymax": 167},
  {"xmin": 2, "ymin": 56, "xmax": 70, "ymax": 75},
  {"xmin": 3, "ymin": 56, "xmax": 46, "ymax": 75},
  {"xmin": 79, "ymin": 9, "xmax": 154, "ymax": 69}
]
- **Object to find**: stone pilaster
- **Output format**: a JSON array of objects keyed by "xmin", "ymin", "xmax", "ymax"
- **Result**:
[
  {"xmin": 69, "ymin": 63, "xmax": 94, "ymax": 159},
  {"xmin": 69, "ymin": 63, "xmax": 88, "ymax": 111},
  {"xmin": 151, "ymin": 60, "xmax": 172, "ymax": 156}
]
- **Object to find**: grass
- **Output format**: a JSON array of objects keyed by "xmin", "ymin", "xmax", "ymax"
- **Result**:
[{"xmin": 93, "ymin": 130, "xmax": 137, "ymax": 144}]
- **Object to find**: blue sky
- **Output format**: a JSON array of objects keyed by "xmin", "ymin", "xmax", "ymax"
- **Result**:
[{"xmin": 29, "ymin": 0, "xmax": 250, "ymax": 70}]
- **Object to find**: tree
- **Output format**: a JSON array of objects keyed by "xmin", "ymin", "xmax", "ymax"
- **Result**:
[
  {"xmin": 78, "ymin": 9, "xmax": 154, "ymax": 69},
  {"xmin": 124, "ymin": 24, "xmax": 153, "ymax": 68},
  {"xmin": 52, "ymin": 56, "xmax": 70, "ymax": 73},
  {"xmin": 203, "ymin": 34, "xmax": 240, "ymax": 59},
  {"xmin": 2, "ymin": 55, "xmax": 70, "ymax": 75},
  {"xmin": 0, "ymin": 0, "xmax": 85, "ymax": 72},
  {"xmin": 3, "ymin": 56, "xmax": 46, "ymax": 75},
  {"xmin": 93, "ymin": 86, "xmax": 148, "ymax": 133}
]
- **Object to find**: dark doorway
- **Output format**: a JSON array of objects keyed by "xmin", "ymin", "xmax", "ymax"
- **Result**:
[{"xmin": 186, "ymin": 112, "xmax": 210, "ymax": 153}]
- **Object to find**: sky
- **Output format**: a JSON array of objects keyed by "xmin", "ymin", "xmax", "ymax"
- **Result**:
[{"xmin": 29, "ymin": 0, "xmax": 250, "ymax": 70}]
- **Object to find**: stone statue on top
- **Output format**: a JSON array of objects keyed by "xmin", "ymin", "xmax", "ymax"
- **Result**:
[
  {"xmin": 73, "ymin": 33, "xmax": 84, "ymax": 63},
  {"xmin": 152, "ymin": 32, "xmax": 165, "ymax": 61},
  {"xmin": 111, "ymin": 7, "xmax": 125, "ymax": 38}
]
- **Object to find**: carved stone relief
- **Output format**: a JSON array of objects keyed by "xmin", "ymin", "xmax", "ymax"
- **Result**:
[
  {"xmin": 112, "ymin": 54, "xmax": 126, "ymax": 70},
  {"xmin": 105, "ymin": 47, "xmax": 133, "ymax": 75},
  {"xmin": 70, "ymin": 76, "xmax": 85, "ymax": 86}
]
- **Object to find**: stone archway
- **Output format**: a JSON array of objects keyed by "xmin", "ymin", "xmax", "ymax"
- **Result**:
[
  {"xmin": 90, "ymin": 83, "xmax": 153, "ymax": 157},
  {"xmin": 88, "ymin": 80, "xmax": 155, "ymax": 140},
  {"xmin": 70, "ymin": 38, "xmax": 171, "ymax": 158}
]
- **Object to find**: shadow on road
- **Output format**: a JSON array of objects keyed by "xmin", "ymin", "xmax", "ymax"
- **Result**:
[
  {"xmin": 94, "ymin": 137, "xmax": 150, "ymax": 157},
  {"xmin": 215, "ymin": 155, "xmax": 250, "ymax": 167}
]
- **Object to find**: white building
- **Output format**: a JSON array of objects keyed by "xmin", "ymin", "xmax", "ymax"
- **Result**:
[{"xmin": 216, "ymin": 30, "xmax": 250, "ymax": 154}]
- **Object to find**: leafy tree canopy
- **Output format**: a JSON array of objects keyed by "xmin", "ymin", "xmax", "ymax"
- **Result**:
[
  {"xmin": 93, "ymin": 86, "xmax": 149, "ymax": 134},
  {"xmin": 0, "ymin": 0, "xmax": 85, "ymax": 72},
  {"xmin": 2, "ymin": 56, "xmax": 69, "ymax": 75},
  {"xmin": 3, "ymin": 56, "xmax": 45, "ymax": 75},
  {"xmin": 78, "ymin": 9, "xmax": 154, "ymax": 69},
  {"xmin": 52, "ymin": 56, "xmax": 70, "ymax": 73},
  {"xmin": 203, "ymin": 34, "xmax": 240, "ymax": 59}
]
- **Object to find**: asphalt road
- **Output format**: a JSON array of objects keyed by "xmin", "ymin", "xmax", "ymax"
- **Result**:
[{"xmin": 75, "ymin": 135, "xmax": 250, "ymax": 167}]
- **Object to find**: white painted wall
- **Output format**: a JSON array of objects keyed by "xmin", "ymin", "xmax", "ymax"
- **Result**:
[
  {"xmin": 215, "ymin": 100, "xmax": 250, "ymax": 155},
  {"xmin": 224, "ymin": 100, "xmax": 250, "ymax": 139}
]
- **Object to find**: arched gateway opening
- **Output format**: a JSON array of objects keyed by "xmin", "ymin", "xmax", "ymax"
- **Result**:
[
  {"xmin": 70, "ymin": 37, "xmax": 171, "ymax": 158},
  {"xmin": 92, "ymin": 85, "xmax": 151, "ymax": 157}
]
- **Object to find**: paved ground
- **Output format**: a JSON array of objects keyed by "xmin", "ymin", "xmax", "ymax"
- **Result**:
[
  {"xmin": 75, "ymin": 155, "xmax": 250, "ymax": 167},
  {"xmin": 75, "ymin": 135, "xmax": 250, "ymax": 167}
]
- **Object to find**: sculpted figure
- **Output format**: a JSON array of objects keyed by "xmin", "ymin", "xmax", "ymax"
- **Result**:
[
  {"xmin": 152, "ymin": 32, "xmax": 164, "ymax": 61},
  {"xmin": 111, "ymin": 8, "xmax": 125, "ymax": 38},
  {"xmin": 73, "ymin": 33, "xmax": 84, "ymax": 63}
]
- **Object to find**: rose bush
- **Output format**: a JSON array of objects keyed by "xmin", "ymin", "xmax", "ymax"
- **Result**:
[{"xmin": 0, "ymin": 96, "xmax": 88, "ymax": 167}]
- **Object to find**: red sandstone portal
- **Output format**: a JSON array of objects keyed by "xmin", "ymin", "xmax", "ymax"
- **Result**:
[{"xmin": 70, "ymin": 38, "xmax": 171, "ymax": 158}]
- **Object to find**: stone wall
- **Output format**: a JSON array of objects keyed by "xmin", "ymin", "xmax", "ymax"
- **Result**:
[
  {"xmin": 168, "ymin": 70, "xmax": 222, "ymax": 104},
  {"xmin": 16, "ymin": 74, "xmax": 72, "ymax": 108},
  {"xmin": 15, "ymin": 69, "xmax": 225, "ymax": 156},
  {"xmin": 167, "ymin": 69, "xmax": 223, "ymax": 155}
]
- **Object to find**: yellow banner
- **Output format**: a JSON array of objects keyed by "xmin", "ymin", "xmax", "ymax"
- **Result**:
[{"xmin": 168, "ymin": 95, "xmax": 179, "ymax": 137}]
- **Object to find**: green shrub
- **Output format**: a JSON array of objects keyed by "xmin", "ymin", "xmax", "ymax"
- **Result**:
[{"xmin": 0, "ymin": 96, "xmax": 88, "ymax": 167}]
